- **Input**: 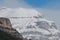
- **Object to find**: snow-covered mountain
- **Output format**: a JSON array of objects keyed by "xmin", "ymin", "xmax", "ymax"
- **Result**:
[{"xmin": 0, "ymin": 7, "xmax": 60, "ymax": 40}]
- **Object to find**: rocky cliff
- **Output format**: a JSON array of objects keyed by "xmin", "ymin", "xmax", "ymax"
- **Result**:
[{"xmin": 0, "ymin": 17, "xmax": 24, "ymax": 40}]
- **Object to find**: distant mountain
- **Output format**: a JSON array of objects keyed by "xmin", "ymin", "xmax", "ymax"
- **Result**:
[{"xmin": 0, "ymin": 7, "xmax": 60, "ymax": 40}]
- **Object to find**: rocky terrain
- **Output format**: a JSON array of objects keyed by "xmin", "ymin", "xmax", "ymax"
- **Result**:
[{"xmin": 0, "ymin": 17, "xmax": 24, "ymax": 40}]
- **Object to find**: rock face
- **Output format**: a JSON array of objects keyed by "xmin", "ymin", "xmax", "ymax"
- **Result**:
[{"xmin": 0, "ymin": 17, "xmax": 24, "ymax": 40}]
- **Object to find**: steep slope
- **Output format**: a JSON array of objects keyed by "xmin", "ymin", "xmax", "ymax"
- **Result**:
[
  {"xmin": 0, "ymin": 7, "xmax": 60, "ymax": 40},
  {"xmin": 0, "ymin": 17, "xmax": 24, "ymax": 40}
]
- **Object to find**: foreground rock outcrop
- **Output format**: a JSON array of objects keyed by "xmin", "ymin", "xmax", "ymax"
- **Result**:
[{"xmin": 0, "ymin": 17, "xmax": 24, "ymax": 40}]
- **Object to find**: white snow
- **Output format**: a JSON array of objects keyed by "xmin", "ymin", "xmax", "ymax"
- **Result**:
[
  {"xmin": 49, "ymin": 29, "xmax": 60, "ymax": 35},
  {"xmin": 0, "ymin": 7, "xmax": 60, "ymax": 40},
  {"xmin": 17, "ymin": 28, "xmax": 51, "ymax": 35}
]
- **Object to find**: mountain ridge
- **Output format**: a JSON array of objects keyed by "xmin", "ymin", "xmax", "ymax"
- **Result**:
[{"xmin": 0, "ymin": 7, "xmax": 60, "ymax": 40}]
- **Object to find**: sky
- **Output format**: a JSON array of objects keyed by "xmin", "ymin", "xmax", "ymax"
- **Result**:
[
  {"xmin": 0, "ymin": 0, "xmax": 60, "ymax": 28},
  {"xmin": 24, "ymin": 0, "xmax": 60, "ymax": 9}
]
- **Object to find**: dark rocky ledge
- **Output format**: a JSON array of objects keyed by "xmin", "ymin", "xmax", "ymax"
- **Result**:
[{"xmin": 0, "ymin": 17, "xmax": 25, "ymax": 40}]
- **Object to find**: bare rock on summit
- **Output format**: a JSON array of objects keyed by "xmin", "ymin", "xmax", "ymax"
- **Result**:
[{"xmin": 0, "ymin": 17, "xmax": 24, "ymax": 40}]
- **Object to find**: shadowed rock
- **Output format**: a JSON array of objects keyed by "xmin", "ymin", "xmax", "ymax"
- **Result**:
[{"xmin": 0, "ymin": 17, "xmax": 24, "ymax": 40}]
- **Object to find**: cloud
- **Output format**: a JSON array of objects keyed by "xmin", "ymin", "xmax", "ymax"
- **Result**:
[
  {"xmin": 0, "ymin": 0, "xmax": 32, "ymax": 8},
  {"xmin": 0, "ymin": 7, "xmax": 42, "ymax": 17}
]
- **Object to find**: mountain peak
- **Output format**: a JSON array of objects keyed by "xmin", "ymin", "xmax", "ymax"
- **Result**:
[{"xmin": 0, "ymin": 7, "xmax": 59, "ymax": 40}]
